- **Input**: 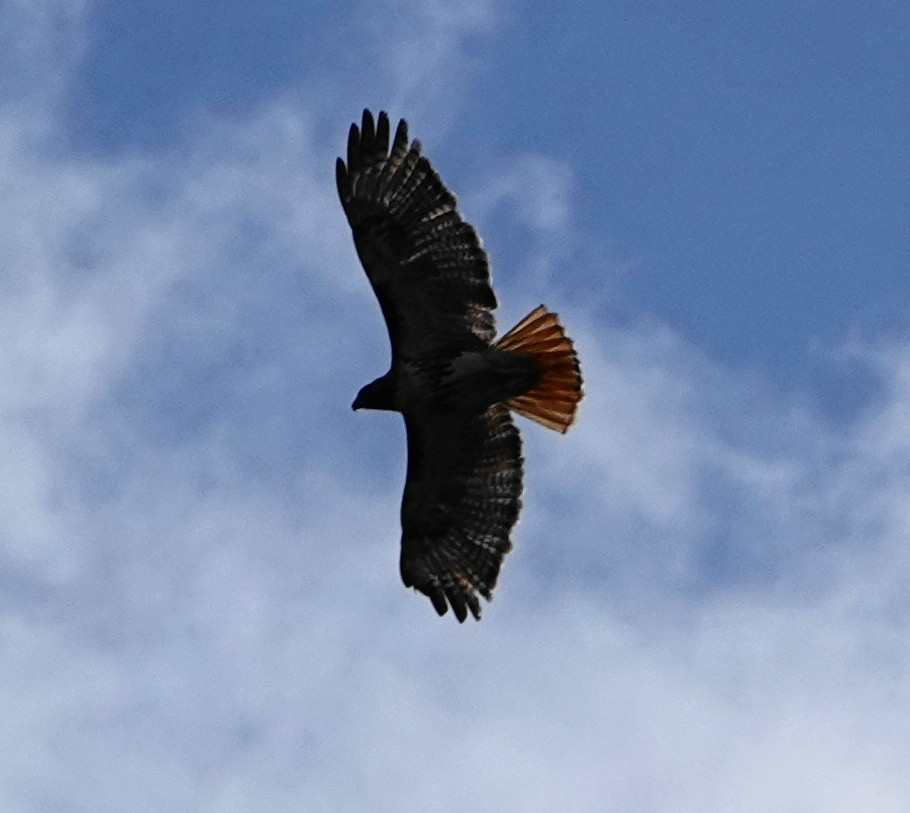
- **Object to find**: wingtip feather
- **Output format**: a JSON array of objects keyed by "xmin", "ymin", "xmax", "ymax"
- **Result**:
[
  {"xmin": 335, "ymin": 157, "xmax": 349, "ymax": 201},
  {"xmin": 346, "ymin": 122, "xmax": 360, "ymax": 173}
]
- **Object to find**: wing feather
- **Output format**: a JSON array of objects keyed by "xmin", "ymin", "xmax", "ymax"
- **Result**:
[
  {"xmin": 399, "ymin": 404, "xmax": 523, "ymax": 621},
  {"xmin": 337, "ymin": 109, "xmax": 497, "ymax": 357}
]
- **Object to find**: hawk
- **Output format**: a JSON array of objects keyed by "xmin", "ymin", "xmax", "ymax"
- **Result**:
[{"xmin": 337, "ymin": 109, "xmax": 583, "ymax": 621}]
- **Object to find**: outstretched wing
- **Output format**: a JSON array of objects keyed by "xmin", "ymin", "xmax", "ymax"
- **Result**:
[
  {"xmin": 399, "ymin": 404, "xmax": 523, "ymax": 621},
  {"xmin": 336, "ymin": 109, "xmax": 497, "ymax": 357}
]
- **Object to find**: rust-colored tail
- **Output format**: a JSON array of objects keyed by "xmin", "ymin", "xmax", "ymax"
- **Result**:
[{"xmin": 494, "ymin": 305, "xmax": 583, "ymax": 433}]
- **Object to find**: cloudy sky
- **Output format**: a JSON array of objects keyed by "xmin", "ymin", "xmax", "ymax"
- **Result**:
[{"xmin": 3, "ymin": 1, "xmax": 910, "ymax": 810}]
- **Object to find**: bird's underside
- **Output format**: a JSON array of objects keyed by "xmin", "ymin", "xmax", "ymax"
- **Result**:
[{"xmin": 337, "ymin": 109, "xmax": 584, "ymax": 621}]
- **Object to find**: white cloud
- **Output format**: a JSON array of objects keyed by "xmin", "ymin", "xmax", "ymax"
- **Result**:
[
  {"xmin": 0, "ymin": 0, "xmax": 88, "ymax": 106},
  {"xmin": 356, "ymin": 0, "xmax": 498, "ymax": 122}
]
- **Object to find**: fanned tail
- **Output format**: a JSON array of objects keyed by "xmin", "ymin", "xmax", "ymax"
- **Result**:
[{"xmin": 494, "ymin": 305, "xmax": 583, "ymax": 433}]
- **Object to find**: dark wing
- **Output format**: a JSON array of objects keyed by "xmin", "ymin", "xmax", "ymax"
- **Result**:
[
  {"xmin": 399, "ymin": 404, "xmax": 523, "ymax": 621},
  {"xmin": 336, "ymin": 109, "xmax": 497, "ymax": 357}
]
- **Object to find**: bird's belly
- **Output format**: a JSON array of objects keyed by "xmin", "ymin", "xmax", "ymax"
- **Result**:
[{"xmin": 441, "ymin": 350, "xmax": 540, "ymax": 412}]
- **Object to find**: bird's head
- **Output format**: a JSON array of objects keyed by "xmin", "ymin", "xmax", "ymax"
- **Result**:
[{"xmin": 352, "ymin": 373, "xmax": 396, "ymax": 411}]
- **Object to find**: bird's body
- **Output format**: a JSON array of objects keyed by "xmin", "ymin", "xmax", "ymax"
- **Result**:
[
  {"xmin": 337, "ymin": 110, "xmax": 583, "ymax": 621},
  {"xmin": 355, "ymin": 347, "xmax": 540, "ymax": 414}
]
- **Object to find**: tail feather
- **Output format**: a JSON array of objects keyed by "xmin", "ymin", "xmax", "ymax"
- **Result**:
[{"xmin": 494, "ymin": 305, "xmax": 583, "ymax": 433}]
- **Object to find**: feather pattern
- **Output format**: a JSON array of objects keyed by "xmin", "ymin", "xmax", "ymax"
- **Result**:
[
  {"xmin": 337, "ymin": 109, "xmax": 496, "ymax": 355},
  {"xmin": 495, "ymin": 305, "xmax": 583, "ymax": 432},
  {"xmin": 400, "ymin": 405, "xmax": 522, "ymax": 621}
]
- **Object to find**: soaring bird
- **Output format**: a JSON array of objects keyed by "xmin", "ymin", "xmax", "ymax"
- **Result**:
[{"xmin": 337, "ymin": 110, "xmax": 583, "ymax": 621}]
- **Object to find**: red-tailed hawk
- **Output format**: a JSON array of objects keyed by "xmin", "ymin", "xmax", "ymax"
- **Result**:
[{"xmin": 337, "ymin": 110, "xmax": 583, "ymax": 621}]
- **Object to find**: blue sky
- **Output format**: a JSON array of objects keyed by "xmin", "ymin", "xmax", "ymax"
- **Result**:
[{"xmin": 3, "ymin": 1, "xmax": 910, "ymax": 810}]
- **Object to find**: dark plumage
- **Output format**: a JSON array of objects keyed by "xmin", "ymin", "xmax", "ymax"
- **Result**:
[{"xmin": 337, "ymin": 110, "xmax": 583, "ymax": 621}]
